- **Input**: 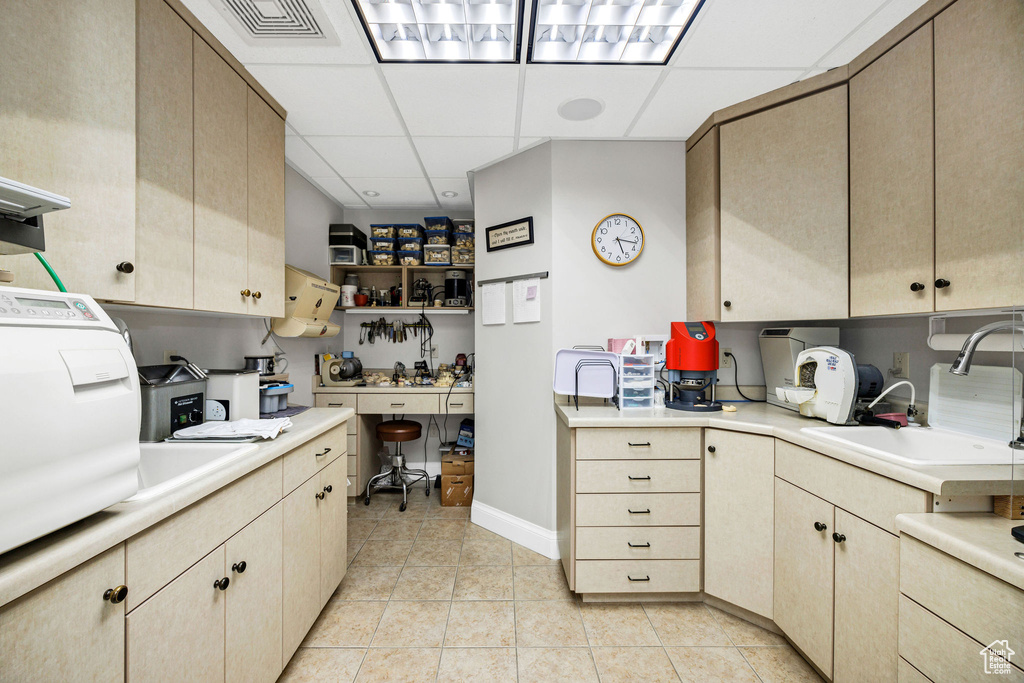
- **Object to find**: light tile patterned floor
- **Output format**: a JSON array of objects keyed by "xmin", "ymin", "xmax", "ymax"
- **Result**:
[{"xmin": 279, "ymin": 491, "xmax": 821, "ymax": 682}]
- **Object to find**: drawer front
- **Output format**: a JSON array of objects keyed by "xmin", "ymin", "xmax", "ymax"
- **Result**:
[
  {"xmin": 576, "ymin": 493, "xmax": 700, "ymax": 527},
  {"xmin": 901, "ymin": 535, "xmax": 1024, "ymax": 656},
  {"xmin": 576, "ymin": 527, "xmax": 700, "ymax": 560},
  {"xmin": 575, "ymin": 560, "xmax": 700, "ymax": 593},
  {"xmin": 899, "ymin": 595, "xmax": 1024, "ymax": 682},
  {"xmin": 314, "ymin": 393, "xmax": 357, "ymax": 410},
  {"xmin": 444, "ymin": 394, "xmax": 474, "ymax": 413},
  {"xmin": 282, "ymin": 425, "xmax": 347, "ymax": 495},
  {"xmin": 576, "ymin": 459, "xmax": 700, "ymax": 494},
  {"xmin": 358, "ymin": 393, "xmax": 439, "ymax": 414},
  {"xmin": 898, "ymin": 658, "xmax": 931, "ymax": 683},
  {"xmin": 576, "ymin": 427, "xmax": 700, "ymax": 460},
  {"xmin": 347, "ymin": 454, "xmax": 357, "ymax": 477},
  {"xmin": 314, "ymin": 424, "xmax": 347, "ymax": 465},
  {"xmin": 775, "ymin": 440, "xmax": 930, "ymax": 534}
]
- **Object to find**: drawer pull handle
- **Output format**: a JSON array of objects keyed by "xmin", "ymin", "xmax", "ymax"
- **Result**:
[
  {"xmin": 832, "ymin": 532, "xmax": 846, "ymax": 544},
  {"xmin": 103, "ymin": 585, "xmax": 129, "ymax": 604},
  {"xmin": 328, "ymin": 403, "xmax": 344, "ymax": 407},
  {"xmin": 627, "ymin": 575, "xmax": 651, "ymax": 582},
  {"xmin": 814, "ymin": 522, "xmax": 827, "ymax": 532},
  {"xmin": 628, "ymin": 442, "xmax": 651, "ymax": 447},
  {"xmin": 391, "ymin": 403, "xmax": 405, "ymax": 407},
  {"xmin": 214, "ymin": 577, "xmax": 230, "ymax": 591},
  {"xmin": 627, "ymin": 542, "xmax": 651, "ymax": 548},
  {"xmin": 628, "ymin": 475, "xmax": 651, "ymax": 481},
  {"xmin": 316, "ymin": 447, "xmax": 332, "ymax": 457},
  {"xmin": 450, "ymin": 403, "xmax": 463, "ymax": 407},
  {"xmin": 628, "ymin": 508, "xmax": 651, "ymax": 514}
]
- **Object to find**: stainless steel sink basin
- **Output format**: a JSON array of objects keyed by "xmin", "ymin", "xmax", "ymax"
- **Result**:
[
  {"xmin": 802, "ymin": 425, "xmax": 1019, "ymax": 466},
  {"xmin": 124, "ymin": 442, "xmax": 259, "ymax": 502}
]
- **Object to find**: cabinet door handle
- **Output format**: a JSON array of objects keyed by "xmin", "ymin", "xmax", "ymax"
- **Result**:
[
  {"xmin": 627, "ymin": 575, "xmax": 651, "ymax": 582},
  {"xmin": 935, "ymin": 279, "xmax": 951, "ymax": 289},
  {"xmin": 628, "ymin": 442, "xmax": 651, "ymax": 447},
  {"xmin": 232, "ymin": 561, "xmax": 247, "ymax": 574},
  {"xmin": 103, "ymin": 585, "xmax": 129, "ymax": 604},
  {"xmin": 627, "ymin": 542, "xmax": 651, "ymax": 548},
  {"xmin": 628, "ymin": 475, "xmax": 651, "ymax": 481},
  {"xmin": 253, "ymin": 291, "xmax": 262, "ymax": 299},
  {"xmin": 240, "ymin": 289, "xmax": 251, "ymax": 297},
  {"xmin": 832, "ymin": 532, "xmax": 846, "ymax": 544},
  {"xmin": 723, "ymin": 300, "xmax": 732, "ymax": 308},
  {"xmin": 324, "ymin": 484, "xmax": 333, "ymax": 494},
  {"xmin": 316, "ymin": 491, "xmax": 325, "ymax": 500},
  {"xmin": 910, "ymin": 282, "xmax": 925, "ymax": 292},
  {"xmin": 707, "ymin": 445, "xmax": 716, "ymax": 453},
  {"xmin": 814, "ymin": 522, "xmax": 827, "ymax": 532},
  {"xmin": 214, "ymin": 577, "xmax": 230, "ymax": 591},
  {"xmin": 628, "ymin": 508, "xmax": 651, "ymax": 514},
  {"xmin": 116, "ymin": 261, "xmax": 134, "ymax": 274},
  {"xmin": 390, "ymin": 403, "xmax": 405, "ymax": 407}
]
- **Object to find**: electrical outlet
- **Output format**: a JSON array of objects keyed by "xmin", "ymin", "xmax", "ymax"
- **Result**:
[
  {"xmin": 163, "ymin": 350, "xmax": 178, "ymax": 364},
  {"xmin": 720, "ymin": 348, "xmax": 732, "ymax": 369},
  {"xmin": 430, "ymin": 345, "xmax": 439, "ymax": 359},
  {"xmin": 893, "ymin": 352, "xmax": 910, "ymax": 379}
]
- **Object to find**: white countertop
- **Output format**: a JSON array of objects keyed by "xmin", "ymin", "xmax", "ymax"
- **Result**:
[
  {"xmin": 555, "ymin": 401, "xmax": 1022, "ymax": 497},
  {"xmin": 897, "ymin": 512, "xmax": 1024, "ymax": 591},
  {"xmin": 0, "ymin": 407, "xmax": 353, "ymax": 607},
  {"xmin": 314, "ymin": 384, "xmax": 473, "ymax": 394}
]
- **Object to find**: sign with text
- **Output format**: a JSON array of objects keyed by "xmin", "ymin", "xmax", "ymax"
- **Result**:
[{"xmin": 485, "ymin": 217, "xmax": 534, "ymax": 252}]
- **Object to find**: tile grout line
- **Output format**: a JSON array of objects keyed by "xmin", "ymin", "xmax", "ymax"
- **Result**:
[
  {"xmin": 703, "ymin": 604, "xmax": 766, "ymax": 683},
  {"xmin": 639, "ymin": 602, "xmax": 682, "ymax": 682}
]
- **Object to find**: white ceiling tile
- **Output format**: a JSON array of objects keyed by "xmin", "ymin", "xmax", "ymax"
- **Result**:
[
  {"xmin": 672, "ymin": 0, "xmax": 888, "ymax": 68},
  {"xmin": 312, "ymin": 176, "xmax": 364, "ymax": 206},
  {"xmin": 285, "ymin": 136, "xmax": 337, "ymax": 177},
  {"xmin": 347, "ymin": 177, "xmax": 438, "ymax": 208},
  {"xmin": 818, "ymin": 0, "xmax": 932, "ymax": 68},
  {"xmin": 413, "ymin": 137, "xmax": 514, "ymax": 177},
  {"xmin": 383, "ymin": 65, "xmax": 520, "ymax": 136},
  {"xmin": 517, "ymin": 137, "xmax": 546, "ymax": 150},
  {"xmin": 248, "ymin": 65, "xmax": 404, "ymax": 136},
  {"xmin": 631, "ymin": 68, "xmax": 803, "ymax": 138},
  {"xmin": 307, "ymin": 137, "xmax": 424, "ymax": 178},
  {"xmin": 430, "ymin": 177, "xmax": 473, "ymax": 209},
  {"xmin": 520, "ymin": 66, "xmax": 663, "ymax": 138}
]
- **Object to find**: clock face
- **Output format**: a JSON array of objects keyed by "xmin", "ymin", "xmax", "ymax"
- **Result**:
[{"xmin": 592, "ymin": 214, "xmax": 644, "ymax": 267}]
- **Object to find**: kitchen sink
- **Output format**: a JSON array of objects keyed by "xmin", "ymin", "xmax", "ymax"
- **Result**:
[
  {"xmin": 124, "ymin": 442, "xmax": 260, "ymax": 503},
  {"xmin": 801, "ymin": 425, "xmax": 1020, "ymax": 466}
]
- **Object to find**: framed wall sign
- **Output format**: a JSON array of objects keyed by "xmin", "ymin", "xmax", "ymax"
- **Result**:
[{"xmin": 485, "ymin": 217, "xmax": 534, "ymax": 252}]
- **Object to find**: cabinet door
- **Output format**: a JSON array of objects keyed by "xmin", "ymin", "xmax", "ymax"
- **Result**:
[
  {"xmin": 720, "ymin": 86, "xmax": 849, "ymax": 321},
  {"xmin": 850, "ymin": 24, "xmax": 935, "ymax": 317},
  {"xmin": 685, "ymin": 127, "xmax": 720, "ymax": 322},
  {"xmin": 126, "ymin": 546, "xmax": 225, "ymax": 683},
  {"xmin": 320, "ymin": 456, "xmax": 349, "ymax": 604},
  {"xmin": 833, "ymin": 509, "xmax": 899, "ymax": 683},
  {"xmin": 0, "ymin": 545, "xmax": 125, "ymax": 682},
  {"xmin": 135, "ymin": 0, "xmax": 194, "ymax": 309},
  {"xmin": 774, "ymin": 478, "xmax": 835, "ymax": 678},
  {"xmin": 704, "ymin": 430, "xmax": 774, "ymax": 618},
  {"xmin": 246, "ymin": 89, "xmax": 285, "ymax": 318},
  {"xmin": 193, "ymin": 35, "xmax": 249, "ymax": 315},
  {"xmin": 282, "ymin": 474, "xmax": 322, "ymax": 662},
  {"xmin": 0, "ymin": 0, "xmax": 136, "ymax": 300},
  {"xmin": 226, "ymin": 503, "xmax": 283, "ymax": 683},
  {"xmin": 934, "ymin": 0, "xmax": 1024, "ymax": 310}
]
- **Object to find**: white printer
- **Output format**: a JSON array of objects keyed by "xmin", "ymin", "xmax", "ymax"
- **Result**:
[{"xmin": 0, "ymin": 285, "xmax": 140, "ymax": 554}]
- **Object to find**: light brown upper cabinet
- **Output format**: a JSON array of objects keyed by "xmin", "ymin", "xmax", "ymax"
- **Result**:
[
  {"xmin": 850, "ymin": 24, "xmax": 935, "ymax": 317},
  {"xmin": 193, "ymin": 36, "xmax": 250, "ymax": 315},
  {"xmin": 0, "ymin": 0, "xmax": 137, "ymax": 300},
  {"xmin": 246, "ymin": 89, "xmax": 286, "ymax": 318},
  {"xmin": 719, "ymin": 86, "xmax": 849, "ymax": 322},
  {"xmin": 135, "ymin": 0, "xmax": 195, "ymax": 309},
  {"xmin": 933, "ymin": 0, "xmax": 1024, "ymax": 310},
  {"xmin": 684, "ymin": 128, "xmax": 720, "ymax": 322}
]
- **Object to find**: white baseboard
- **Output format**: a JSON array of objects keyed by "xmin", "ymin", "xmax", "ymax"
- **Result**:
[{"xmin": 470, "ymin": 500, "xmax": 560, "ymax": 559}]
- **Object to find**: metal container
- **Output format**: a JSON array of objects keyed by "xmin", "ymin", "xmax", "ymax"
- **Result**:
[
  {"xmin": 138, "ymin": 364, "xmax": 207, "ymax": 442},
  {"xmin": 244, "ymin": 355, "xmax": 276, "ymax": 376}
]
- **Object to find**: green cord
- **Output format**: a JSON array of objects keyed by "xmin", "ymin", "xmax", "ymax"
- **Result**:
[{"xmin": 34, "ymin": 252, "xmax": 66, "ymax": 292}]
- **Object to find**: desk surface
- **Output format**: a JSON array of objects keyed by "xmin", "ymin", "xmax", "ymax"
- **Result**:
[{"xmin": 313, "ymin": 381, "xmax": 473, "ymax": 395}]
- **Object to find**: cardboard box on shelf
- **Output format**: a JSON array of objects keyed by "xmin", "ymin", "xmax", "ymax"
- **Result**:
[
  {"xmin": 442, "ymin": 474, "xmax": 473, "ymax": 506},
  {"xmin": 441, "ymin": 452, "xmax": 474, "ymax": 476}
]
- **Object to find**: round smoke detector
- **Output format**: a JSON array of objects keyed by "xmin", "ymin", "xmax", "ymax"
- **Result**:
[{"xmin": 557, "ymin": 97, "xmax": 605, "ymax": 121}]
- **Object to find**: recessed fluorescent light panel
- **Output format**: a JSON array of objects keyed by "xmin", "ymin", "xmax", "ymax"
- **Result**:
[
  {"xmin": 528, "ymin": 0, "xmax": 703, "ymax": 64},
  {"xmin": 351, "ymin": 0, "xmax": 524, "ymax": 63}
]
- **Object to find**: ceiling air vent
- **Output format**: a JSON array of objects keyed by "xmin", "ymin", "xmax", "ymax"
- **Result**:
[{"xmin": 215, "ymin": 0, "xmax": 340, "ymax": 45}]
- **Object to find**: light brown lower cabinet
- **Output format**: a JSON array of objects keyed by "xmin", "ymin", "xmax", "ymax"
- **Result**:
[
  {"xmin": 319, "ymin": 456, "xmax": 348, "ymax": 605},
  {"xmin": 0, "ymin": 545, "xmax": 127, "ymax": 682}
]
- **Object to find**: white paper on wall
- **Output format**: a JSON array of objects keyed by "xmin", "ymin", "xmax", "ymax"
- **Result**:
[
  {"xmin": 481, "ymin": 282, "xmax": 506, "ymax": 325},
  {"xmin": 513, "ymin": 278, "xmax": 541, "ymax": 324}
]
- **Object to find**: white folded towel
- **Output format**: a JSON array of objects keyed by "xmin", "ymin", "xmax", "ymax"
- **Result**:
[{"xmin": 171, "ymin": 418, "xmax": 293, "ymax": 441}]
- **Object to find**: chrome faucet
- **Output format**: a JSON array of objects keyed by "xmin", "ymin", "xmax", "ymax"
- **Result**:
[{"xmin": 949, "ymin": 319, "xmax": 1024, "ymax": 449}]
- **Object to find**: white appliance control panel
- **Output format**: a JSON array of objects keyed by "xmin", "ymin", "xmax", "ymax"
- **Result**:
[{"xmin": 0, "ymin": 289, "xmax": 107, "ymax": 326}]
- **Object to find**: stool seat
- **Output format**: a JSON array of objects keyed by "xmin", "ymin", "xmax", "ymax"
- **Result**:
[{"xmin": 377, "ymin": 419, "xmax": 422, "ymax": 443}]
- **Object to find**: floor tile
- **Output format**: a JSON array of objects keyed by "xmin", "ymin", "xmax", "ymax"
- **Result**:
[
  {"xmin": 437, "ymin": 648, "xmax": 517, "ymax": 682},
  {"xmin": 666, "ymin": 646, "xmax": 760, "ymax": 683},
  {"xmin": 347, "ymin": 520, "xmax": 379, "ymax": 542},
  {"xmin": 335, "ymin": 566, "xmax": 402, "ymax": 601},
  {"xmin": 355, "ymin": 647, "xmax": 440, "ymax": 683},
  {"xmin": 512, "ymin": 543, "xmax": 560, "ymax": 566},
  {"xmin": 514, "ymin": 600, "xmax": 588, "ymax": 647},
  {"xmin": 367, "ymin": 519, "xmax": 423, "ymax": 541},
  {"xmin": 302, "ymin": 600, "xmax": 387, "ymax": 647},
  {"xmin": 418, "ymin": 519, "xmax": 468, "ymax": 540},
  {"xmin": 708, "ymin": 606, "xmax": 788, "ymax": 647},
  {"xmin": 517, "ymin": 647, "xmax": 599, "ymax": 683},
  {"xmin": 465, "ymin": 524, "xmax": 505, "ymax": 542},
  {"xmin": 454, "ymin": 565, "xmax": 514, "ymax": 600},
  {"xmin": 347, "ymin": 540, "xmax": 363, "ymax": 566},
  {"xmin": 391, "ymin": 565, "xmax": 457, "ymax": 601},
  {"xmin": 371, "ymin": 601, "xmax": 451, "ymax": 647},
  {"xmin": 351, "ymin": 540, "xmax": 414, "ymax": 567},
  {"xmin": 406, "ymin": 538, "xmax": 463, "ymax": 566},
  {"xmin": 348, "ymin": 498, "xmax": 392, "ymax": 519},
  {"xmin": 444, "ymin": 600, "xmax": 517, "ymax": 647},
  {"xmin": 739, "ymin": 645, "xmax": 823, "ymax": 682},
  {"xmin": 382, "ymin": 502, "xmax": 431, "ymax": 520},
  {"xmin": 513, "ymin": 565, "xmax": 573, "ymax": 600},
  {"xmin": 425, "ymin": 505, "xmax": 471, "ymax": 519},
  {"xmin": 643, "ymin": 603, "xmax": 731, "ymax": 646},
  {"xmin": 591, "ymin": 647, "xmax": 680, "ymax": 682},
  {"xmin": 279, "ymin": 647, "xmax": 365, "ymax": 683},
  {"xmin": 580, "ymin": 603, "xmax": 661, "ymax": 646},
  {"xmin": 460, "ymin": 539, "xmax": 513, "ymax": 566}
]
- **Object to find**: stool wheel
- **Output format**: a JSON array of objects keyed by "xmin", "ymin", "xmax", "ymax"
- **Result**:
[
  {"xmin": 364, "ymin": 495, "xmax": 370, "ymax": 506},
  {"xmin": 399, "ymin": 501, "xmax": 407, "ymax": 512}
]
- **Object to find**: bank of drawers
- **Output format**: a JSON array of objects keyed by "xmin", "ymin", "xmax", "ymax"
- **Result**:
[{"xmin": 574, "ymin": 427, "xmax": 701, "ymax": 594}]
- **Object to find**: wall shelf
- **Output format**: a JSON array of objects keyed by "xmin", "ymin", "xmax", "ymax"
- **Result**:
[{"xmin": 330, "ymin": 263, "xmax": 475, "ymax": 313}]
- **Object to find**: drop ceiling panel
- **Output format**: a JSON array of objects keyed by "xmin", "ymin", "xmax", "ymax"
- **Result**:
[
  {"xmin": 307, "ymin": 136, "xmax": 425, "ymax": 178},
  {"xmin": 347, "ymin": 177, "xmax": 439, "ymax": 207},
  {"xmin": 431, "ymin": 177, "xmax": 474, "ymax": 209},
  {"xmin": 520, "ymin": 66, "xmax": 663, "ymax": 137},
  {"xmin": 671, "ymin": 0, "xmax": 888, "ymax": 68},
  {"xmin": 312, "ymin": 176, "xmax": 364, "ymax": 206},
  {"xmin": 818, "ymin": 0, "xmax": 931, "ymax": 68},
  {"xmin": 413, "ymin": 137, "xmax": 514, "ymax": 177},
  {"xmin": 383, "ymin": 65, "xmax": 521, "ymax": 136},
  {"xmin": 631, "ymin": 68, "xmax": 803, "ymax": 138},
  {"xmin": 285, "ymin": 136, "xmax": 337, "ymax": 177},
  {"xmin": 248, "ymin": 65, "xmax": 404, "ymax": 135}
]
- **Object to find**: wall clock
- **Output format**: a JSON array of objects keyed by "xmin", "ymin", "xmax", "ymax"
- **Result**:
[{"xmin": 592, "ymin": 213, "xmax": 644, "ymax": 266}]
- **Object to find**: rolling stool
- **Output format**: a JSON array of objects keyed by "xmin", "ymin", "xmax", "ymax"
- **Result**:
[{"xmin": 365, "ymin": 420, "xmax": 430, "ymax": 512}]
